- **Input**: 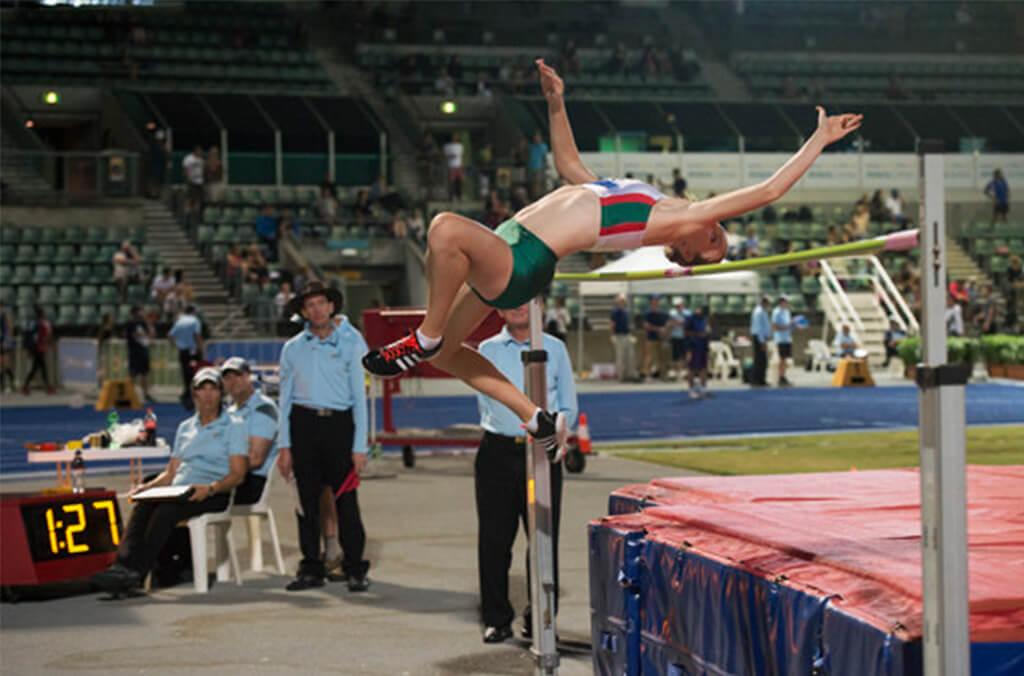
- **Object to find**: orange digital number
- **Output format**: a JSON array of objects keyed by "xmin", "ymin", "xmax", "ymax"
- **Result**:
[
  {"xmin": 62, "ymin": 503, "xmax": 90, "ymax": 554},
  {"xmin": 91, "ymin": 500, "xmax": 120, "ymax": 545}
]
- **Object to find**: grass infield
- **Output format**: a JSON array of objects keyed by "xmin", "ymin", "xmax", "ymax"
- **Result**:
[{"xmin": 607, "ymin": 426, "xmax": 1024, "ymax": 475}]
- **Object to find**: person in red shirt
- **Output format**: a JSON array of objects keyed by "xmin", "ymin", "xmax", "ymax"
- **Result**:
[
  {"xmin": 21, "ymin": 304, "xmax": 55, "ymax": 394},
  {"xmin": 948, "ymin": 278, "xmax": 969, "ymax": 305}
]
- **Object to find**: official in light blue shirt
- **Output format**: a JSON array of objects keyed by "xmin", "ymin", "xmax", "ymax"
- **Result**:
[
  {"xmin": 771, "ymin": 296, "xmax": 795, "ymax": 386},
  {"xmin": 94, "ymin": 367, "xmax": 249, "ymax": 590},
  {"xmin": 277, "ymin": 314, "xmax": 368, "ymax": 452},
  {"xmin": 221, "ymin": 356, "xmax": 279, "ymax": 505},
  {"xmin": 473, "ymin": 302, "xmax": 577, "ymax": 641},
  {"xmin": 476, "ymin": 326, "xmax": 578, "ymax": 437},
  {"xmin": 750, "ymin": 301, "xmax": 772, "ymax": 342},
  {"xmin": 749, "ymin": 295, "xmax": 773, "ymax": 387},
  {"xmin": 169, "ymin": 305, "xmax": 204, "ymax": 404},
  {"xmin": 275, "ymin": 281, "xmax": 370, "ymax": 590}
]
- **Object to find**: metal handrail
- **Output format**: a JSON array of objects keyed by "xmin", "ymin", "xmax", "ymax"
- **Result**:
[
  {"xmin": 866, "ymin": 254, "xmax": 919, "ymax": 335},
  {"xmin": 820, "ymin": 259, "xmax": 866, "ymax": 335}
]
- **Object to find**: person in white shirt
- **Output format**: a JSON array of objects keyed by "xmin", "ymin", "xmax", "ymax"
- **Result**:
[
  {"xmin": 885, "ymin": 189, "xmax": 907, "ymax": 227},
  {"xmin": 182, "ymin": 145, "xmax": 205, "ymax": 218},
  {"xmin": 274, "ymin": 280, "xmax": 295, "ymax": 319},
  {"xmin": 945, "ymin": 294, "xmax": 964, "ymax": 336},
  {"xmin": 834, "ymin": 324, "xmax": 859, "ymax": 358},
  {"xmin": 151, "ymin": 267, "xmax": 176, "ymax": 305},
  {"xmin": 442, "ymin": 134, "xmax": 464, "ymax": 201},
  {"xmin": 544, "ymin": 296, "xmax": 571, "ymax": 343}
]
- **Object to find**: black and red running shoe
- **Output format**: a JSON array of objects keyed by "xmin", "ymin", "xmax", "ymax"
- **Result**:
[{"xmin": 362, "ymin": 332, "xmax": 443, "ymax": 378}]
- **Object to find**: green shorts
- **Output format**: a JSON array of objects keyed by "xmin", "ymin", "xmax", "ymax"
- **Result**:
[{"xmin": 471, "ymin": 218, "xmax": 558, "ymax": 309}]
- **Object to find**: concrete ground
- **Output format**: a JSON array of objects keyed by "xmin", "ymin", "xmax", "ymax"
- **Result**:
[{"xmin": 1, "ymin": 452, "xmax": 683, "ymax": 675}]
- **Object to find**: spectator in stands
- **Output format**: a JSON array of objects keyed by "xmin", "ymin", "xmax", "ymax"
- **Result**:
[
  {"xmin": 560, "ymin": 40, "xmax": 581, "ymax": 76},
  {"xmin": 655, "ymin": 47, "xmax": 672, "ymax": 77},
  {"xmin": 151, "ymin": 266, "xmax": 175, "ymax": 306},
  {"xmin": 984, "ymin": 169, "xmax": 1009, "ymax": 225},
  {"xmin": 834, "ymin": 324, "xmax": 859, "ymax": 358},
  {"xmin": 21, "ymin": 305, "xmax": 54, "ymax": 395},
  {"xmin": 945, "ymin": 294, "xmax": 965, "ymax": 337},
  {"xmin": 407, "ymin": 209, "xmax": 427, "ymax": 244},
  {"xmin": 113, "ymin": 240, "xmax": 142, "ymax": 302},
  {"xmin": 685, "ymin": 304, "xmax": 711, "ymax": 399},
  {"xmin": 352, "ymin": 189, "xmax": 373, "ymax": 225},
  {"xmin": 205, "ymin": 145, "xmax": 224, "ymax": 204},
  {"xmin": 826, "ymin": 225, "xmax": 845, "ymax": 246},
  {"xmin": 611, "ymin": 294, "xmax": 637, "ymax": 382},
  {"xmin": 869, "ymin": 190, "xmax": 890, "ymax": 223},
  {"xmin": 948, "ymin": 278, "xmax": 969, "ymax": 305},
  {"xmin": 848, "ymin": 203, "xmax": 870, "ymax": 239},
  {"xmin": 606, "ymin": 43, "xmax": 627, "ymax": 76},
  {"xmin": 318, "ymin": 184, "xmax": 338, "ymax": 225},
  {"xmin": 974, "ymin": 283, "xmax": 998, "ymax": 335},
  {"xmin": 254, "ymin": 204, "xmax": 280, "ymax": 262},
  {"xmin": 642, "ymin": 296, "xmax": 669, "ymax": 380},
  {"xmin": 169, "ymin": 305, "xmax": 204, "ymax": 410},
  {"xmin": 761, "ymin": 204, "xmax": 778, "ymax": 224},
  {"xmin": 742, "ymin": 224, "xmax": 761, "ymax": 259},
  {"xmin": 0, "ymin": 303, "xmax": 14, "ymax": 393},
  {"xmin": 671, "ymin": 169, "xmax": 687, "ymax": 198},
  {"xmin": 164, "ymin": 270, "xmax": 194, "ymax": 325},
  {"xmin": 885, "ymin": 189, "xmax": 907, "ymax": 228},
  {"xmin": 390, "ymin": 211, "xmax": 409, "ymax": 239},
  {"xmin": 246, "ymin": 243, "xmax": 269, "ymax": 286},
  {"xmin": 126, "ymin": 305, "xmax": 155, "ymax": 403},
  {"xmin": 443, "ymin": 134, "xmax": 465, "ymax": 202},
  {"xmin": 882, "ymin": 319, "xmax": 906, "ymax": 368},
  {"xmin": 639, "ymin": 45, "xmax": 658, "ymax": 79},
  {"xmin": 668, "ymin": 298, "xmax": 690, "ymax": 381},
  {"xmin": 225, "ymin": 245, "xmax": 245, "ymax": 296},
  {"xmin": 725, "ymin": 223, "xmax": 743, "ymax": 259},
  {"xmin": 91, "ymin": 368, "xmax": 248, "ymax": 595},
  {"xmin": 434, "ymin": 69, "xmax": 455, "ymax": 97},
  {"xmin": 772, "ymin": 296, "xmax": 794, "ymax": 387},
  {"xmin": 527, "ymin": 131, "xmax": 550, "ymax": 200},
  {"xmin": 182, "ymin": 145, "xmax": 205, "ymax": 221},
  {"xmin": 544, "ymin": 296, "xmax": 571, "ymax": 344},
  {"xmin": 275, "ymin": 280, "xmax": 295, "ymax": 319},
  {"xmin": 146, "ymin": 129, "xmax": 167, "ymax": 199}
]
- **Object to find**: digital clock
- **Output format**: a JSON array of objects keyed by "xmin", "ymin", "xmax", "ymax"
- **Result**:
[{"xmin": 1, "ymin": 490, "xmax": 123, "ymax": 586}]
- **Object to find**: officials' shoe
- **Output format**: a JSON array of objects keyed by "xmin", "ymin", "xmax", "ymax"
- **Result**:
[
  {"xmin": 324, "ymin": 556, "xmax": 347, "ymax": 582},
  {"xmin": 92, "ymin": 563, "xmax": 142, "ymax": 593},
  {"xmin": 778, "ymin": 377, "xmax": 793, "ymax": 387},
  {"xmin": 483, "ymin": 624, "xmax": 513, "ymax": 644},
  {"xmin": 531, "ymin": 410, "xmax": 568, "ymax": 462},
  {"xmin": 346, "ymin": 574, "xmax": 370, "ymax": 592},
  {"xmin": 362, "ymin": 331, "xmax": 443, "ymax": 378},
  {"xmin": 285, "ymin": 573, "xmax": 325, "ymax": 591}
]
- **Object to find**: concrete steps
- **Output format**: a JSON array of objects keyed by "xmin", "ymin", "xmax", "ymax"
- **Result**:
[{"xmin": 142, "ymin": 201, "xmax": 260, "ymax": 337}]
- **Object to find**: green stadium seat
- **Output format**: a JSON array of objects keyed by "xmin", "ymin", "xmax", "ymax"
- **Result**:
[
  {"xmin": 0, "ymin": 244, "xmax": 13, "ymax": 262},
  {"xmin": 709, "ymin": 295, "xmax": 728, "ymax": 314},
  {"xmin": 990, "ymin": 256, "xmax": 1009, "ymax": 276},
  {"xmin": 759, "ymin": 275, "xmax": 775, "ymax": 293},
  {"xmin": 35, "ymin": 244, "xmax": 56, "ymax": 263},
  {"xmin": 64, "ymin": 225, "xmax": 84, "ymax": 244},
  {"xmin": 98, "ymin": 286, "xmax": 119, "ymax": 304},
  {"xmin": 236, "ymin": 225, "xmax": 256, "ymax": 242},
  {"xmin": 20, "ymin": 228, "xmax": 40, "ymax": 244},
  {"xmin": 54, "ymin": 245, "xmax": 76, "ymax": 264},
  {"xmin": 241, "ymin": 284, "xmax": 261, "ymax": 304},
  {"xmin": 37, "ymin": 285, "xmax": 58, "ymax": 303},
  {"xmin": 16, "ymin": 244, "xmax": 36, "ymax": 262},
  {"xmin": 4, "ymin": 228, "xmax": 22, "ymax": 244},
  {"xmin": 12, "ymin": 265, "xmax": 33, "ymax": 285},
  {"xmin": 213, "ymin": 225, "xmax": 236, "ymax": 243},
  {"xmin": 56, "ymin": 306, "xmax": 78, "ymax": 328},
  {"xmin": 116, "ymin": 304, "xmax": 133, "ymax": 323},
  {"xmin": 203, "ymin": 206, "xmax": 222, "ymax": 224},
  {"xmin": 278, "ymin": 186, "xmax": 297, "ymax": 203},
  {"xmin": 800, "ymin": 275, "xmax": 821, "ymax": 295},
  {"xmin": 16, "ymin": 285, "xmax": 35, "ymax": 305},
  {"xmin": 40, "ymin": 227, "xmax": 62, "ymax": 244},
  {"xmin": 79, "ymin": 285, "xmax": 99, "ymax": 304},
  {"xmin": 0, "ymin": 286, "xmax": 14, "ymax": 305},
  {"xmin": 788, "ymin": 296, "xmax": 807, "ymax": 312},
  {"xmin": 87, "ymin": 226, "xmax": 107, "ymax": 243},
  {"xmin": 33, "ymin": 265, "xmax": 52, "ymax": 284},
  {"xmin": 778, "ymin": 276, "xmax": 800, "ymax": 295},
  {"xmin": 126, "ymin": 285, "xmax": 146, "ymax": 304},
  {"xmin": 0, "ymin": 266, "xmax": 11, "ymax": 285},
  {"xmin": 58, "ymin": 286, "xmax": 78, "ymax": 304},
  {"xmin": 76, "ymin": 305, "xmax": 98, "ymax": 328}
]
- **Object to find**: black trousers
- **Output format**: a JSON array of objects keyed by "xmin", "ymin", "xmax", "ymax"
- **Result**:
[
  {"xmin": 233, "ymin": 473, "xmax": 267, "ymax": 505},
  {"xmin": 290, "ymin": 406, "xmax": 367, "ymax": 578},
  {"xmin": 474, "ymin": 431, "xmax": 563, "ymax": 628},
  {"xmin": 752, "ymin": 337, "xmax": 768, "ymax": 385},
  {"xmin": 23, "ymin": 351, "xmax": 50, "ymax": 389},
  {"xmin": 117, "ymin": 494, "xmax": 229, "ymax": 575},
  {"xmin": 178, "ymin": 348, "xmax": 196, "ymax": 400}
]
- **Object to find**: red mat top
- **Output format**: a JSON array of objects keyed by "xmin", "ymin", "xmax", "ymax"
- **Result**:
[{"xmin": 602, "ymin": 466, "xmax": 1024, "ymax": 642}]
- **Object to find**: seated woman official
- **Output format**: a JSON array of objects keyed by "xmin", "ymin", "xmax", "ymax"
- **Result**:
[{"xmin": 92, "ymin": 367, "xmax": 248, "ymax": 594}]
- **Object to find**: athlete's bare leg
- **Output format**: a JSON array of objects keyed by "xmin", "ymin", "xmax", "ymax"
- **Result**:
[
  {"xmin": 431, "ymin": 286, "xmax": 538, "ymax": 422},
  {"xmin": 419, "ymin": 212, "xmax": 513, "ymax": 339}
]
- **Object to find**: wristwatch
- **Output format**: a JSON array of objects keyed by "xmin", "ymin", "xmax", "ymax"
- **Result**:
[{"xmin": 208, "ymin": 482, "xmax": 218, "ymax": 496}]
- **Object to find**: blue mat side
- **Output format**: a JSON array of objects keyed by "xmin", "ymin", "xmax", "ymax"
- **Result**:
[{"xmin": 589, "ymin": 520, "xmax": 920, "ymax": 676}]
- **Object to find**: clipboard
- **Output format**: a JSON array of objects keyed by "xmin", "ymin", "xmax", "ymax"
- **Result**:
[{"xmin": 130, "ymin": 485, "xmax": 196, "ymax": 502}]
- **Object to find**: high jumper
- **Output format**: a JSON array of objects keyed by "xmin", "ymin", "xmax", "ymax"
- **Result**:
[{"xmin": 363, "ymin": 59, "xmax": 863, "ymax": 456}]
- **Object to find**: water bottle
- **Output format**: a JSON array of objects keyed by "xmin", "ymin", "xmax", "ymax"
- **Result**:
[
  {"xmin": 70, "ymin": 450, "xmax": 86, "ymax": 494},
  {"xmin": 144, "ymin": 408, "xmax": 158, "ymax": 446},
  {"xmin": 107, "ymin": 410, "xmax": 121, "ymax": 449}
]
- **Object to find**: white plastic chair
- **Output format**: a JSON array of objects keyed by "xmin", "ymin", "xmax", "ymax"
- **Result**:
[
  {"xmin": 709, "ymin": 341, "xmax": 740, "ymax": 381},
  {"xmin": 186, "ymin": 492, "xmax": 242, "ymax": 593},
  {"xmin": 229, "ymin": 469, "xmax": 286, "ymax": 575}
]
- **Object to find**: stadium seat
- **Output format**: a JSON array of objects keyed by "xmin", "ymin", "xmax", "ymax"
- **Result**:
[
  {"xmin": 58, "ymin": 286, "xmax": 78, "ymax": 304},
  {"xmin": 0, "ymin": 286, "xmax": 14, "ymax": 305},
  {"xmin": 79, "ymin": 285, "xmax": 99, "ymax": 304},
  {"xmin": 53, "ymin": 245, "xmax": 76, "ymax": 264},
  {"xmin": 98, "ymin": 286, "xmax": 119, "ymax": 304},
  {"xmin": 56, "ymin": 305, "xmax": 78, "ymax": 327},
  {"xmin": 0, "ymin": 266, "xmax": 12, "ymax": 285},
  {"xmin": 35, "ymin": 244, "xmax": 56, "ymax": 263},
  {"xmin": 20, "ymin": 228, "xmax": 40, "ymax": 244},
  {"xmin": 33, "ymin": 265, "xmax": 53, "ymax": 284},
  {"xmin": 16, "ymin": 244, "xmax": 36, "ymax": 262}
]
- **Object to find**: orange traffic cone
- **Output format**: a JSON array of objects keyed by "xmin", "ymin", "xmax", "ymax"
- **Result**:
[{"xmin": 577, "ymin": 413, "xmax": 592, "ymax": 455}]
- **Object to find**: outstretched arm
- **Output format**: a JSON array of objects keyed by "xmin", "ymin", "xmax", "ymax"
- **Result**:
[
  {"xmin": 536, "ymin": 59, "xmax": 596, "ymax": 185},
  {"xmin": 683, "ymin": 107, "xmax": 862, "ymax": 225}
]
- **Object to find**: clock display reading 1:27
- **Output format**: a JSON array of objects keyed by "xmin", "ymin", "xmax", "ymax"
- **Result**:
[{"xmin": 20, "ymin": 499, "xmax": 122, "ymax": 562}]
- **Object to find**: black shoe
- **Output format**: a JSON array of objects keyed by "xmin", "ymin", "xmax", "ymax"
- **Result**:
[
  {"xmin": 483, "ymin": 624, "xmax": 513, "ymax": 644},
  {"xmin": 362, "ymin": 331, "xmax": 443, "ymax": 378},
  {"xmin": 778, "ymin": 377, "xmax": 793, "ymax": 387},
  {"xmin": 92, "ymin": 563, "xmax": 142, "ymax": 593},
  {"xmin": 531, "ymin": 410, "xmax": 568, "ymax": 462},
  {"xmin": 521, "ymin": 612, "xmax": 559, "ymax": 643},
  {"xmin": 285, "ymin": 573, "xmax": 325, "ymax": 591},
  {"xmin": 346, "ymin": 574, "xmax": 370, "ymax": 592}
]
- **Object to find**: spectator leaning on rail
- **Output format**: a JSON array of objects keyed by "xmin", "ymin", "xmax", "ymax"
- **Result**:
[{"xmin": 91, "ymin": 367, "xmax": 248, "ymax": 595}]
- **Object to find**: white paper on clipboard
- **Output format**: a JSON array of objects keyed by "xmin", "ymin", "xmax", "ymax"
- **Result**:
[{"xmin": 131, "ymin": 485, "xmax": 195, "ymax": 502}]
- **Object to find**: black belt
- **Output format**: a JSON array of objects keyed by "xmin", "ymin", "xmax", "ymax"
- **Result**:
[
  {"xmin": 483, "ymin": 431, "xmax": 527, "ymax": 445},
  {"xmin": 294, "ymin": 404, "xmax": 349, "ymax": 418}
]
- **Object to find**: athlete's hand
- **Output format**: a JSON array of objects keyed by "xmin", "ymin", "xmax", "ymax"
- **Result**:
[
  {"xmin": 536, "ymin": 58, "xmax": 564, "ymax": 101},
  {"xmin": 814, "ymin": 106, "xmax": 863, "ymax": 145}
]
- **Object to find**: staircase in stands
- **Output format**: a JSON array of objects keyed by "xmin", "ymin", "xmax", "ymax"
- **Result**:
[{"xmin": 143, "ymin": 201, "xmax": 259, "ymax": 338}]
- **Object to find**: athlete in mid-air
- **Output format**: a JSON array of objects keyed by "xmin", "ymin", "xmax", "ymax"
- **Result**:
[{"xmin": 363, "ymin": 59, "xmax": 863, "ymax": 457}]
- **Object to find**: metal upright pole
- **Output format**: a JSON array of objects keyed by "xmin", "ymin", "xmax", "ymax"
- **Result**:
[
  {"xmin": 524, "ymin": 298, "xmax": 559, "ymax": 676},
  {"xmin": 915, "ymin": 145, "xmax": 971, "ymax": 676}
]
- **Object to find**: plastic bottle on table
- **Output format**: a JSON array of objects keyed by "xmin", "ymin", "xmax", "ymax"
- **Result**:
[
  {"xmin": 107, "ymin": 410, "xmax": 121, "ymax": 449},
  {"xmin": 144, "ymin": 408, "xmax": 157, "ymax": 446},
  {"xmin": 70, "ymin": 450, "xmax": 86, "ymax": 494}
]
